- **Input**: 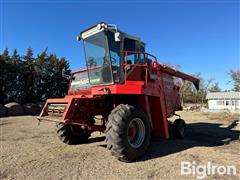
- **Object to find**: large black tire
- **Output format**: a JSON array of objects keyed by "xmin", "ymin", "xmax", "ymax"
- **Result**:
[
  {"xmin": 105, "ymin": 104, "xmax": 151, "ymax": 162},
  {"xmin": 56, "ymin": 123, "xmax": 91, "ymax": 145},
  {"xmin": 172, "ymin": 118, "xmax": 186, "ymax": 139}
]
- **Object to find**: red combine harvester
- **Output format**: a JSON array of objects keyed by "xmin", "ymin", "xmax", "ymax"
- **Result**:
[{"xmin": 38, "ymin": 22, "xmax": 199, "ymax": 162}]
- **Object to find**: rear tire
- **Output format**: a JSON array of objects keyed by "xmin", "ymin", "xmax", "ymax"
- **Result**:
[
  {"xmin": 105, "ymin": 104, "xmax": 151, "ymax": 162},
  {"xmin": 172, "ymin": 119, "xmax": 186, "ymax": 139},
  {"xmin": 56, "ymin": 123, "xmax": 91, "ymax": 145}
]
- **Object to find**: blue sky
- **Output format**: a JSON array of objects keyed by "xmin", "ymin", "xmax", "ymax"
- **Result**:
[{"xmin": 0, "ymin": 0, "xmax": 239, "ymax": 90}]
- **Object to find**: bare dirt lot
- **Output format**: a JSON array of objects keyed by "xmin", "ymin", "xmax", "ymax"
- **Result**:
[{"xmin": 0, "ymin": 111, "xmax": 239, "ymax": 180}]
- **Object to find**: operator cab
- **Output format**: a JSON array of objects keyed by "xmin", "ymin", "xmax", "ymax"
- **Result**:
[{"xmin": 78, "ymin": 22, "xmax": 146, "ymax": 86}]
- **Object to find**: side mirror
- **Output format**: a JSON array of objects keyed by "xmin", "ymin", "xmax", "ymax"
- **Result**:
[
  {"xmin": 114, "ymin": 32, "xmax": 120, "ymax": 42},
  {"xmin": 76, "ymin": 36, "xmax": 81, "ymax": 41}
]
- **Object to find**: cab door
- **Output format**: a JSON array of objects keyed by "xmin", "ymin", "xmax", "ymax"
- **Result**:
[{"xmin": 123, "ymin": 38, "xmax": 146, "ymax": 81}]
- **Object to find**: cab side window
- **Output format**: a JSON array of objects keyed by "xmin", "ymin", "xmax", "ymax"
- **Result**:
[
  {"xmin": 124, "ymin": 38, "xmax": 136, "ymax": 65},
  {"xmin": 124, "ymin": 38, "xmax": 136, "ymax": 51},
  {"xmin": 123, "ymin": 38, "xmax": 146, "ymax": 64}
]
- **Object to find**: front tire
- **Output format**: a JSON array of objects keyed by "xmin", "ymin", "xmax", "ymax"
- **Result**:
[
  {"xmin": 56, "ymin": 123, "xmax": 91, "ymax": 145},
  {"xmin": 105, "ymin": 104, "xmax": 151, "ymax": 162}
]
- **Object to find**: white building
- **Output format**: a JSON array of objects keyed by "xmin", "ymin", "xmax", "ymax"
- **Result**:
[{"xmin": 206, "ymin": 92, "xmax": 240, "ymax": 112}]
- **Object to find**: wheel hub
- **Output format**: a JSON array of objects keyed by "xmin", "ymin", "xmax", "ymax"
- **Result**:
[{"xmin": 127, "ymin": 118, "xmax": 146, "ymax": 148}]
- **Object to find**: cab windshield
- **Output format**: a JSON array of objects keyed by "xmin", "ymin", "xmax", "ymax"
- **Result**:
[{"xmin": 84, "ymin": 31, "xmax": 119, "ymax": 85}]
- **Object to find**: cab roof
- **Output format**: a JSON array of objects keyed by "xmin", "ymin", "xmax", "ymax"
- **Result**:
[{"xmin": 79, "ymin": 22, "xmax": 145, "ymax": 45}]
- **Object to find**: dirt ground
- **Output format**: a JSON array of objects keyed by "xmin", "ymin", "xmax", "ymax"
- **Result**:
[{"xmin": 0, "ymin": 111, "xmax": 239, "ymax": 180}]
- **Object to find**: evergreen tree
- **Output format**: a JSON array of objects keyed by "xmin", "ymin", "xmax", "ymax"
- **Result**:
[
  {"xmin": 22, "ymin": 48, "xmax": 36, "ymax": 102},
  {"xmin": 11, "ymin": 49, "xmax": 21, "ymax": 64},
  {"xmin": 24, "ymin": 48, "xmax": 34, "ymax": 62},
  {"xmin": 4, "ymin": 49, "xmax": 24, "ymax": 102},
  {"xmin": 33, "ymin": 48, "xmax": 70, "ymax": 102},
  {"xmin": 1, "ymin": 48, "xmax": 17, "ymax": 102},
  {"xmin": 0, "ymin": 47, "xmax": 71, "ymax": 104},
  {"xmin": 2, "ymin": 48, "xmax": 10, "ymax": 61},
  {"xmin": 0, "ymin": 54, "xmax": 5, "ymax": 103}
]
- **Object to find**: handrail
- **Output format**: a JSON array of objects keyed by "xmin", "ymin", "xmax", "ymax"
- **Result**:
[
  {"xmin": 121, "ymin": 51, "xmax": 156, "ymax": 85},
  {"xmin": 121, "ymin": 51, "xmax": 158, "ymax": 61}
]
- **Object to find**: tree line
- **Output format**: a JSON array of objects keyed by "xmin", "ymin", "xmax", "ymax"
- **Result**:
[{"xmin": 0, "ymin": 48, "xmax": 70, "ymax": 104}]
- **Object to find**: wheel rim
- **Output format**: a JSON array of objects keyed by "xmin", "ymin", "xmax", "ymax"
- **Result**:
[{"xmin": 127, "ymin": 118, "xmax": 146, "ymax": 148}]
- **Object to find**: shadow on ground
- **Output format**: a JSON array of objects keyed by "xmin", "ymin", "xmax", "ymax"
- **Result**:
[
  {"xmin": 139, "ymin": 121, "xmax": 240, "ymax": 161},
  {"xmin": 87, "ymin": 120, "xmax": 240, "ymax": 162}
]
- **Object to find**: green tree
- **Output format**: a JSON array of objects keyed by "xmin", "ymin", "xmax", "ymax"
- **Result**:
[
  {"xmin": 0, "ymin": 54, "xmax": 6, "ymax": 103},
  {"xmin": 4, "ymin": 49, "xmax": 24, "ymax": 102},
  {"xmin": 34, "ymin": 48, "xmax": 51, "ymax": 101},
  {"xmin": 2, "ymin": 48, "xmax": 10, "ymax": 61},
  {"xmin": 1, "ymin": 48, "xmax": 18, "ymax": 103},
  {"xmin": 0, "ymin": 48, "xmax": 71, "ymax": 104},
  {"xmin": 22, "ymin": 48, "xmax": 36, "ymax": 102},
  {"xmin": 11, "ymin": 49, "xmax": 21, "ymax": 64},
  {"xmin": 34, "ymin": 48, "xmax": 70, "ymax": 102}
]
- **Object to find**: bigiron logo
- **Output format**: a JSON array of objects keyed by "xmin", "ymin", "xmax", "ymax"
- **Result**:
[{"xmin": 181, "ymin": 161, "xmax": 237, "ymax": 179}]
